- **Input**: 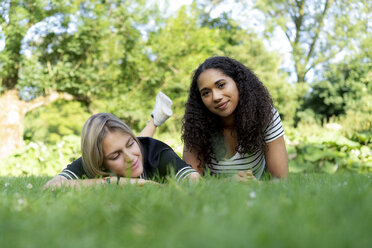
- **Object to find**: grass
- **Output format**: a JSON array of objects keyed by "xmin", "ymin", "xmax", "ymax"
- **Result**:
[{"xmin": 1, "ymin": 173, "xmax": 372, "ymax": 248}]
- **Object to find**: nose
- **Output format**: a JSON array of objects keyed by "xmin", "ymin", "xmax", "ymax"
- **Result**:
[
  {"xmin": 124, "ymin": 150, "xmax": 136, "ymax": 165},
  {"xmin": 213, "ymin": 90, "xmax": 223, "ymax": 102}
]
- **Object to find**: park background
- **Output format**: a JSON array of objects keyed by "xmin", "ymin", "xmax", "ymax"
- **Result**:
[
  {"xmin": 0, "ymin": 0, "xmax": 370, "ymax": 175},
  {"xmin": 0, "ymin": 1, "xmax": 372, "ymax": 247}
]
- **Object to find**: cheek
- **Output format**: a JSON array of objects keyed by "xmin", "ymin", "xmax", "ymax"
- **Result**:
[
  {"xmin": 133, "ymin": 143, "xmax": 142, "ymax": 156},
  {"xmin": 230, "ymin": 85, "xmax": 239, "ymax": 101},
  {"xmin": 230, "ymin": 83, "xmax": 239, "ymax": 94},
  {"xmin": 104, "ymin": 162, "xmax": 114, "ymax": 172},
  {"xmin": 201, "ymin": 97, "xmax": 212, "ymax": 109},
  {"xmin": 234, "ymin": 91, "xmax": 239, "ymax": 103},
  {"xmin": 105, "ymin": 160, "xmax": 125, "ymax": 173},
  {"xmin": 138, "ymin": 150, "xmax": 144, "ymax": 169},
  {"xmin": 201, "ymin": 98, "xmax": 207, "ymax": 107}
]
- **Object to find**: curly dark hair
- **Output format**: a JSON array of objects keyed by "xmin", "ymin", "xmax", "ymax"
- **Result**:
[{"xmin": 182, "ymin": 56, "xmax": 274, "ymax": 169}]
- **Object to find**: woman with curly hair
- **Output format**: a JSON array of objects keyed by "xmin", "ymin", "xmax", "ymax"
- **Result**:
[{"xmin": 182, "ymin": 56, "xmax": 288, "ymax": 179}]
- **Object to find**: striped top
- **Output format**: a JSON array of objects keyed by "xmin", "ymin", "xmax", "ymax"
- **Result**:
[{"xmin": 206, "ymin": 108, "xmax": 284, "ymax": 179}]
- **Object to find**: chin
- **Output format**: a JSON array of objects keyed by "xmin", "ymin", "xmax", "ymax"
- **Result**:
[
  {"xmin": 215, "ymin": 111, "xmax": 233, "ymax": 118},
  {"xmin": 131, "ymin": 166, "xmax": 143, "ymax": 178}
]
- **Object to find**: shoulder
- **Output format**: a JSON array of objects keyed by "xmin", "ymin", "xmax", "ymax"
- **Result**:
[
  {"xmin": 137, "ymin": 137, "xmax": 173, "ymax": 172},
  {"xmin": 264, "ymin": 107, "xmax": 285, "ymax": 143},
  {"xmin": 265, "ymin": 107, "xmax": 282, "ymax": 127},
  {"xmin": 137, "ymin": 137, "xmax": 197, "ymax": 181},
  {"xmin": 137, "ymin": 137, "xmax": 172, "ymax": 153},
  {"xmin": 59, "ymin": 157, "xmax": 86, "ymax": 179}
]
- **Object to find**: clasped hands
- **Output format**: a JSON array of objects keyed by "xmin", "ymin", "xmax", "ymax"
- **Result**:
[{"xmin": 233, "ymin": 170, "xmax": 257, "ymax": 182}]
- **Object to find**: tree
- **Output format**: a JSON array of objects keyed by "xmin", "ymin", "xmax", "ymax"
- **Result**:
[
  {"xmin": 303, "ymin": 36, "xmax": 372, "ymax": 121},
  {"xmin": 0, "ymin": 0, "xmax": 152, "ymax": 158},
  {"xmin": 0, "ymin": 0, "xmax": 76, "ymax": 158},
  {"xmin": 254, "ymin": 0, "xmax": 370, "ymax": 84}
]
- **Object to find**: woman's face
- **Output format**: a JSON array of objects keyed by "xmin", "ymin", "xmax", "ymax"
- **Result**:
[
  {"xmin": 102, "ymin": 130, "xmax": 143, "ymax": 177},
  {"xmin": 197, "ymin": 68, "xmax": 239, "ymax": 119}
]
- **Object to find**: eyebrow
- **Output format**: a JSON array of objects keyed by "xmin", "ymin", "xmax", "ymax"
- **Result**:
[{"xmin": 199, "ymin": 79, "xmax": 226, "ymax": 92}]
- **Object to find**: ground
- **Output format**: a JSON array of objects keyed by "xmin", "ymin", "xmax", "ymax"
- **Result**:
[{"xmin": 0, "ymin": 173, "xmax": 371, "ymax": 248}]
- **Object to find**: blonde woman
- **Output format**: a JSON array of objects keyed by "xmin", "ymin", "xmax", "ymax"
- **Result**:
[{"xmin": 45, "ymin": 92, "xmax": 200, "ymax": 188}]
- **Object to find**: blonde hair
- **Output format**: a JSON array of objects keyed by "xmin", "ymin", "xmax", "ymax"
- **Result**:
[{"xmin": 81, "ymin": 113, "xmax": 139, "ymax": 178}]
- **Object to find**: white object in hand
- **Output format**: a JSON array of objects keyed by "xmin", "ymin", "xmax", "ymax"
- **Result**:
[{"xmin": 151, "ymin": 91, "xmax": 173, "ymax": 126}]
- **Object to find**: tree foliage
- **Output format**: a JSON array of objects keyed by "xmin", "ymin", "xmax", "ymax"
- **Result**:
[
  {"xmin": 0, "ymin": 0, "xmax": 157, "ymax": 157},
  {"xmin": 15, "ymin": 0, "xmax": 153, "ymax": 99},
  {"xmin": 24, "ymin": 100, "xmax": 90, "ymax": 143},
  {"xmin": 254, "ymin": 0, "xmax": 370, "ymax": 83},
  {"xmin": 1, "ymin": 0, "xmax": 369, "ymax": 168},
  {"xmin": 303, "ymin": 36, "xmax": 372, "ymax": 126},
  {"xmin": 0, "ymin": 0, "xmax": 73, "ymax": 91}
]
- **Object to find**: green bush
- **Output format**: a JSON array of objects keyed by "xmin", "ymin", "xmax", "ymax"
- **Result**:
[
  {"xmin": 24, "ymin": 100, "xmax": 91, "ymax": 144},
  {"xmin": 0, "ymin": 135, "xmax": 81, "ymax": 176},
  {"xmin": 287, "ymin": 122, "xmax": 372, "ymax": 174}
]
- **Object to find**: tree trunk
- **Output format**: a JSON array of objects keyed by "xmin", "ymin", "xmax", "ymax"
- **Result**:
[
  {"xmin": 0, "ymin": 90, "xmax": 73, "ymax": 159},
  {"xmin": 0, "ymin": 90, "xmax": 26, "ymax": 158}
]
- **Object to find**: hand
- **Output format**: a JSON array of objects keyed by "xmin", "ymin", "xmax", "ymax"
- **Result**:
[
  {"xmin": 43, "ymin": 175, "xmax": 68, "ymax": 190},
  {"xmin": 187, "ymin": 172, "xmax": 201, "ymax": 182},
  {"xmin": 151, "ymin": 91, "xmax": 173, "ymax": 126},
  {"xmin": 113, "ymin": 177, "xmax": 159, "ymax": 185},
  {"xmin": 135, "ymin": 179, "xmax": 159, "ymax": 185},
  {"xmin": 233, "ymin": 170, "xmax": 257, "ymax": 182},
  {"xmin": 126, "ymin": 178, "xmax": 159, "ymax": 185}
]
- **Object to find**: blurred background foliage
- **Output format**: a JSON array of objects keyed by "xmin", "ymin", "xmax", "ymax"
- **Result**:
[
  {"xmin": 0, "ymin": 0, "xmax": 371, "ymax": 175},
  {"xmin": 23, "ymin": 100, "xmax": 91, "ymax": 143}
]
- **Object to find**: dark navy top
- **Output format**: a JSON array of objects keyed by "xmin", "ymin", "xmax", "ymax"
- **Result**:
[{"xmin": 58, "ymin": 137, "xmax": 197, "ymax": 182}]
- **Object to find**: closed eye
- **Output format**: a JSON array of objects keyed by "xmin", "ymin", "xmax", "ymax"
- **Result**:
[
  {"xmin": 110, "ymin": 152, "xmax": 120, "ymax": 160},
  {"xmin": 217, "ymin": 82, "xmax": 226, "ymax": 88},
  {"xmin": 127, "ymin": 138, "xmax": 135, "ymax": 147}
]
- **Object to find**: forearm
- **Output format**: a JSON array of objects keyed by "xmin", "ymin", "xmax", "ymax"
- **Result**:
[
  {"xmin": 45, "ymin": 177, "xmax": 157, "ymax": 189},
  {"xmin": 139, "ymin": 91, "xmax": 172, "ymax": 137},
  {"xmin": 102, "ymin": 177, "xmax": 158, "ymax": 185},
  {"xmin": 43, "ymin": 175, "xmax": 68, "ymax": 189}
]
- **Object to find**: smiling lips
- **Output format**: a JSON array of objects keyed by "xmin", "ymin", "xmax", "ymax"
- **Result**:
[
  {"xmin": 131, "ymin": 159, "xmax": 139, "ymax": 170},
  {"xmin": 215, "ymin": 101, "xmax": 229, "ymax": 110}
]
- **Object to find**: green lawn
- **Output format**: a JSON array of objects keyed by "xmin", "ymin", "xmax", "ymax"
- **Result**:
[{"xmin": 1, "ymin": 173, "xmax": 371, "ymax": 248}]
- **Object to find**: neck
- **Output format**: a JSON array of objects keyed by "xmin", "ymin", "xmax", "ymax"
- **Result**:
[{"xmin": 221, "ymin": 114, "xmax": 235, "ymax": 130}]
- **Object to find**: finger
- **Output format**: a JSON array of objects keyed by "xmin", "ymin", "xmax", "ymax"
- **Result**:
[
  {"xmin": 237, "ymin": 171, "xmax": 246, "ymax": 177},
  {"xmin": 246, "ymin": 170, "xmax": 253, "ymax": 176}
]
